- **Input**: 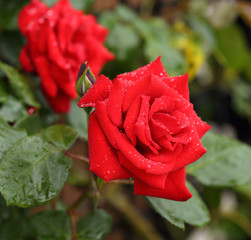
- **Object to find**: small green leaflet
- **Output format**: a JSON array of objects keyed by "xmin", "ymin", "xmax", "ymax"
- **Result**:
[
  {"xmin": 43, "ymin": 124, "xmax": 79, "ymax": 150},
  {"xmin": 0, "ymin": 62, "xmax": 40, "ymax": 108}
]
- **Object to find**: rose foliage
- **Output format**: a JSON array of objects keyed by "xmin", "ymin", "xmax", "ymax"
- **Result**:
[
  {"xmin": 18, "ymin": 0, "xmax": 114, "ymax": 113},
  {"xmin": 78, "ymin": 57, "xmax": 211, "ymax": 201}
]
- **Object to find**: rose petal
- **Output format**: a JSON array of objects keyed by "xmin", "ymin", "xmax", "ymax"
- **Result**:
[
  {"xmin": 50, "ymin": 64, "xmax": 77, "ymax": 98},
  {"xmin": 134, "ymin": 167, "xmax": 192, "ymax": 201},
  {"xmin": 172, "ymin": 137, "xmax": 207, "ymax": 171},
  {"xmin": 38, "ymin": 20, "xmax": 49, "ymax": 53},
  {"xmin": 118, "ymin": 152, "xmax": 167, "ymax": 189},
  {"xmin": 108, "ymin": 79, "xmax": 127, "ymax": 127},
  {"xmin": 135, "ymin": 95, "xmax": 160, "ymax": 154},
  {"xmin": 78, "ymin": 75, "xmax": 112, "ymax": 108},
  {"xmin": 183, "ymin": 104, "xmax": 211, "ymax": 138},
  {"xmin": 163, "ymin": 73, "xmax": 189, "ymax": 100},
  {"xmin": 34, "ymin": 56, "xmax": 57, "ymax": 97},
  {"xmin": 89, "ymin": 112, "xmax": 132, "ymax": 181},
  {"xmin": 47, "ymin": 26, "xmax": 68, "ymax": 70},
  {"xmin": 116, "ymin": 133, "xmax": 174, "ymax": 175},
  {"xmin": 95, "ymin": 101, "xmax": 120, "ymax": 149},
  {"xmin": 117, "ymin": 56, "xmax": 168, "ymax": 82},
  {"xmin": 149, "ymin": 96, "xmax": 175, "ymax": 118},
  {"xmin": 18, "ymin": 0, "xmax": 48, "ymax": 35},
  {"xmin": 19, "ymin": 46, "xmax": 34, "ymax": 72},
  {"xmin": 123, "ymin": 96, "xmax": 142, "ymax": 146},
  {"xmin": 122, "ymin": 74, "xmax": 151, "ymax": 112}
]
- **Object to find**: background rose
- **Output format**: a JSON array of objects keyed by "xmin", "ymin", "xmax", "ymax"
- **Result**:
[
  {"xmin": 78, "ymin": 57, "xmax": 210, "ymax": 201},
  {"xmin": 18, "ymin": 0, "xmax": 114, "ymax": 113}
]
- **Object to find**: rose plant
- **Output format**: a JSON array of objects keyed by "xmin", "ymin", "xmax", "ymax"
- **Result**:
[
  {"xmin": 18, "ymin": 0, "xmax": 114, "ymax": 113},
  {"xmin": 2, "ymin": 0, "xmax": 251, "ymax": 239},
  {"xmin": 78, "ymin": 57, "xmax": 211, "ymax": 200}
]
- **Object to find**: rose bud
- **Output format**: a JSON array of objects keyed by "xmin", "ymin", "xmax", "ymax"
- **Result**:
[
  {"xmin": 78, "ymin": 57, "xmax": 211, "ymax": 201},
  {"xmin": 75, "ymin": 62, "xmax": 96, "ymax": 97}
]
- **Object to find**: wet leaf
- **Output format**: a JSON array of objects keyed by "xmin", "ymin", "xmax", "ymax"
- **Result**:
[
  {"xmin": 0, "ymin": 62, "xmax": 40, "ymax": 108},
  {"xmin": 146, "ymin": 182, "xmax": 210, "ymax": 229},
  {"xmin": 77, "ymin": 209, "xmax": 112, "ymax": 240},
  {"xmin": 31, "ymin": 210, "xmax": 71, "ymax": 240},
  {"xmin": 15, "ymin": 115, "xmax": 43, "ymax": 135},
  {"xmin": 0, "ymin": 136, "xmax": 72, "ymax": 207},
  {"xmin": 0, "ymin": 95, "xmax": 26, "ymax": 122},
  {"xmin": 0, "ymin": 117, "xmax": 27, "ymax": 160},
  {"xmin": 187, "ymin": 131, "xmax": 251, "ymax": 186},
  {"xmin": 43, "ymin": 124, "xmax": 78, "ymax": 150}
]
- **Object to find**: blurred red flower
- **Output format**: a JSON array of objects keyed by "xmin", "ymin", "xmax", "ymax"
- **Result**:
[{"xmin": 19, "ymin": 0, "xmax": 114, "ymax": 113}]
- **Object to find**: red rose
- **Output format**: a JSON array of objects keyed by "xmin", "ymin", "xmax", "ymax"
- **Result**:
[
  {"xmin": 78, "ymin": 57, "xmax": 210, "ymax": 201},
  {"xmin": 18, "ymin": 0, "xmax": 114, "ymax": 113}
]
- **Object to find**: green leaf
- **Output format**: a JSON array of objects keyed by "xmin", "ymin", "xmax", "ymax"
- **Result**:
[
  {"xmin": 0, "ymin": 62, "xmax": 40, "ymax": 108},
  {"xmin": 214, "ymin": 24, "xmax": 251, "ymax": 74},
  {"xmin": 14, "ymin": 114, "xmax": 43, "ymax": 135},
  {"xmin": 31, "ymin": 210, "xmax": 71, "ymax": 240},
  {"xmin": 0, "ymin": 118, "xmax": 27, "ymax": 160},
  {"xmin": 67, "ymin": 100, "xmax": 88, "ymax": 140},
  {"xmin": 77, "ymin": 209, "xmax": 112, "ymax": 240},
  {"xmin": 0, "ymin": 79, "xmax": 8, "ymax": 103},
  {"xmin": 146, "ymin": 182, "xmax": 210, "ymax": 229},
  {"xmin": 0, "ymin": 95, "xmax": 26, "ymax": 122},
  {"xmin": 187, "ymin": 131, "xmax": 251, "ymax": 186},
  {"xmin": 43, "ymin": 124, "xmax": 78, "ymax": 150},
  {"xmin": 105, "ymin": 24, "xmax": 140, "ymax": 61},
  {"xmin": 0, "ymin": 136, "xmax": 72, "ymax": 207}
]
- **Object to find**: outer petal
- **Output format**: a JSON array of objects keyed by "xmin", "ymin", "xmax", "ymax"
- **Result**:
[
  {"xmin": 118, "ymin": 152, "xmax": 167, "ymax": 189},
  {"xmin": 107, "ymin": 79, "xmax": 127, "ymax": 127},
  {"xmin": 89, "ymin": 112, "xmax": 132, "ymax": 181},
  {"xmin": 34, "ymin": 56, "xmax": 57, "ymax": 97},
  {"xmin": 95, "ymin": 101, "xmax": 120, "ymax": 149},
  {"xmin": 78, "ymin": 75, "xmax": 112, "ymax": 108},
  {"xmin": 134, "ymin": 167, "xmax": 192, "ymax": 201},
  {"xmin": 117, "ymin": 56, "xmax": 168, "ymax": 82},
  {"xmin": 164, "ymin": 73, "xmax": 189, "ymax": 100},
  {"xmin": 18, "ymin": 0, "xmax": 48, "ymax": 35},
  {"xmin": 19, "ymin": 46, "xmax": 34, "ymax": 72},
  {"xmin": 50, "ymin": 64, "xmax": 77, "ymax": 98},
  {"xmin": 172, "ymin": 136, "xmax": 207, "ymax": 171},
  {"xmin": 183, "ymin": 104, "xmax": 211, "ymax": 138}
]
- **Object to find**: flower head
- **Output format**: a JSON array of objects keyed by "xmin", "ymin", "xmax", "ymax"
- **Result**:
[{"xmin": 78, "ymin": 57, "xmax": 210, "ymax": 201}]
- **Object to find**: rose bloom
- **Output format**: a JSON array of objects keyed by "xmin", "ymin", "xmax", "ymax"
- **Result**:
[
  {"xmin": 18, "ymin": 0, "xmax": 114, "ymax": 113},
  {"xmin": 78, "ymin": 57, "xmax": 210, "ymax": 201}
]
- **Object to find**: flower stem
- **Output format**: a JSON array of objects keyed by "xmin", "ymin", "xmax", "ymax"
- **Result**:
[{"xmin": 65, "ymin": 151, "xmax": 89, "ymax": 164}]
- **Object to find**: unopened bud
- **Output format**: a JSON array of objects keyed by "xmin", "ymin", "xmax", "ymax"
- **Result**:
[{"xmin": 75, "ymin": 62, "xmax": 96, "ymax": 97}]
